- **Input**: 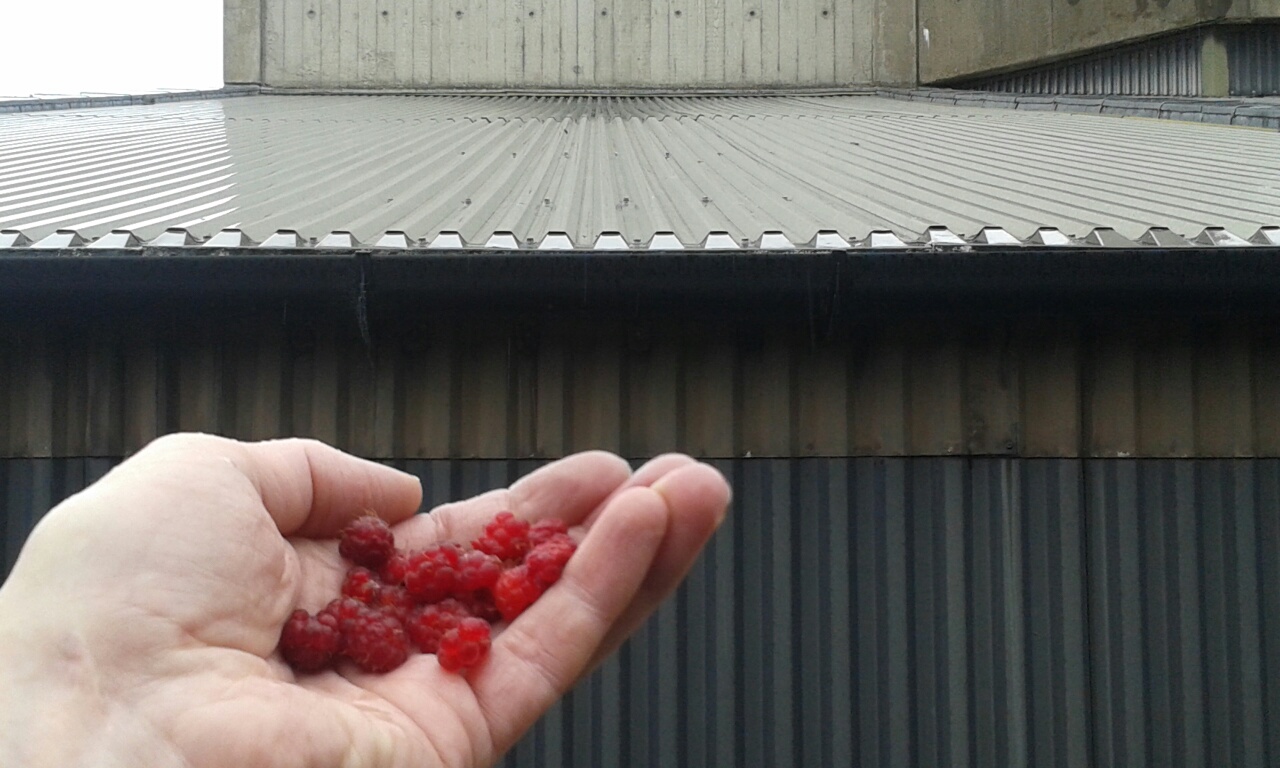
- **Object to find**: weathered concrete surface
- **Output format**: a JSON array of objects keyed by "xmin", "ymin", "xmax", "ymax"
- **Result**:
[
  {"xmin": 918, "ymin": 0, "xmax": 1279, "ymax": 82},
  {"xmin": 231, "ymin": 0, "xmax": 918, "ymax": 88},
  {"xmin": 223, "ymin": 0, "xmax": 262, "ymax": 84}
]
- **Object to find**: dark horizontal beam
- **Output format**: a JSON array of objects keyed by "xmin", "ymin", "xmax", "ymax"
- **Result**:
[{"xmin": 1, "ymin": 246, "xmax": 1279, "ymax": 322}]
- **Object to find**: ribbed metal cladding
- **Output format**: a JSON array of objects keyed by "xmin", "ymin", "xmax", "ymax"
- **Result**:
[
  {"xmin": 964, "ymin": 31, "xmax": 1205, "ymax": 97},
  {"xmin": 1229, "ymin": 24, "xmax": 1280, "ymax": 97},
  {"xmin": 4, "ymin": 457, "xmax": 1277, "ymax": 766}
]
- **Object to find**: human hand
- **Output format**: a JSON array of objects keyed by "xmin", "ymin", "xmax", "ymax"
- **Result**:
[{"xmin": 0, "ymin": 433, "xmax": 730, "ymax": 768}]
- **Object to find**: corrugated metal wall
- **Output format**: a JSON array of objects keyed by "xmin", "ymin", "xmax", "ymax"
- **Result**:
[
  {"xmin": 255, "ymin": 0, "xmax": 883, "ymax": 88},
  {"xmin": 967, "ymin": 30, "xmax": 1206, "ymax": 97},
  {"xmin": 1229, "ymin": 24, "xmax": 1280, "ymax": 97},
  {"xmin": 963, "ymin": 25, "xmax": 1280, "ymax": 97},
  {"xmin": 3, "ymin": 317, "xmax": 1279, "ymax": 460},
  {"xmin": 3, "ymin": 457, "xmax": 1277, "ymax": 766}
]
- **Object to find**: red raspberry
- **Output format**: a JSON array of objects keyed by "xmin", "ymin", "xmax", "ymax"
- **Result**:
[
  {"xmin": 279, "ymin": 609, "xmax": 341, "ymax": 673},
  {"xmin": 342, "ymin": 605, "xmax": 410, "ymax": 673},
  {"xmin": 341, "ymin": 567, "xmax": 381, "ymax": 604},
  {"xmin": 319, "ymin": 596, "xmax": 366, "ymax": 630},
  {"xmin": 405, "ymin": 599, "xmax": 470, "ymax": 654},
  {"xmin": 473, "ymin": 512, "xmax": 532, "ymax": 561},
  {"xmin": 455, "ymin": 550, "xmax": 503, "ymax": 592},
  {"xmin": 375, "ymin": 585, "xmax": 415, "ymax": 623},
  {"xmin": 339, "ymin": 515, "xmax": 396, "ymax": 570},
  {"xmin": 526, "ymin": 534, "xmax": 576, "ymax": 586},
  {"xmin": 455, "ymin": 590, "xmax": 502, "ymax": 623},
  {"xmin": 528, "ymin": 518, "xmax": 570, "ymax": 547},
  {"xmin": 437, "ymin": 617, "xmax": 492, "ymax": 673},
  {"xmin": 379, "ymin": 551, "xmax": 410, "ymax": 585},
  {"xmin": 492, "ymin": 565, "xmax": 545, "ymax": 623},
  {"xmin": 404, "ymin": 545, "xmax": 462, "ymax": 604}
]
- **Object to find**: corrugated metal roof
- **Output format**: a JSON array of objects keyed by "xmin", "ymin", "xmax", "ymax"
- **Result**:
[{"xmin": 1, "ymin": 93, "xmax": 1279, "ymax": 246}]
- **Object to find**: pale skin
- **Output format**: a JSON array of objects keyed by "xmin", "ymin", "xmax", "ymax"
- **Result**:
[{"xmin": 0, "ymin": 433, "xmax": 731, "ymax": 767}]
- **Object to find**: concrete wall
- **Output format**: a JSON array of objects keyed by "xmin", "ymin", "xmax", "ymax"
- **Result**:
[
  {"xmin": 224, "ymin": 0, "xmax": 918, "ymax": 88},
  {"xmin": 918, "ymin": 0, "xmax": 1280, "ymax": 83}
]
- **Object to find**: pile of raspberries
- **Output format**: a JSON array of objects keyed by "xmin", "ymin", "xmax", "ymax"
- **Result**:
[{"xmin": 278, "ymin": 512, "xmax": 577, "ymax": 675}]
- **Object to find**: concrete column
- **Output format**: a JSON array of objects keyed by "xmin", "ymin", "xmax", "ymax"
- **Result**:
[
  {"xmin": 1199, "ymin": 30, "xmax": 1231, "ymax": 97},
  {"xmin": 224, "ymin": 0, "xmax": 263, "ymax": 85}
]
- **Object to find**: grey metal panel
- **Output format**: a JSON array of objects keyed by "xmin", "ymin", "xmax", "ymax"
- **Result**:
[
  {"xmin": 3, "ymin": 94, "xmax": 1280, "ymax": 246},
  {"xmin": 964, "ymin": 30, "xmax": 1206, "ymax": 97},
  {"xmin": 1084, "ymin": 460, "xmax": 1279, "ymax": 768},
  {"xmin": 4, "ymin": 457, "xmax": 1278, "ymax": 767},
  {"xmin": 1229, "ymin": 24, "xmax": 1280, "ymax": 97}
]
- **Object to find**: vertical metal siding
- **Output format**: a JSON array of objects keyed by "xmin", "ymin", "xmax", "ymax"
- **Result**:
[
  {"xmin": 3, "ymin": 458, "xmax": 1277, "ymax": 766},
  {"xmin": 1228, "ymin": 24, "xmax": 1280, "ymax": 97},
  {"xmin": 967, "ymin": 31, "xmax": 1205, "ymax": 97},
  {"xmin": 964, "ymin": 24, "xmax": 1280, "ymax": 97},
  {"xmin": 4, "ymin": 318, "xmax": 1280, "ymax": 460}
]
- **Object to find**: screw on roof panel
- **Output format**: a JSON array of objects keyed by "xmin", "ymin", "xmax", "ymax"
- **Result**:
[
  {"xmin": 1137, "ymin": 227, "xmax": 1192, "ymax": 247},
  {"xmin": 970, "ymin": 227, "xmax": 1020, "ymax": 245},
  {"xmin": 861, "ymin": 230, "xmax": 908, "ymax": 248},
  {"xmin": 702, "ymin": 232, "xmax": 740, "ymax": 250},
  {"xmin": 537, "ymin": 232, "xmax": 575, "ymax": 250},
  {"xmin": 1027, "ymin": 228, "xmax": 1073, "ymax": 246},
  {"xmin": 260, "ymin": 231, "xmax": 303, "ymax": 248},
  {"xmin": 87, "ymin": 230, "xmax": 143, "ymax": 248},
  {"xmin": 758, "ymin": 231, "xmax": 793, "ymax": 250},
  {"xmin": 0, "ymin": 230, "xmax": 33, "ymax": 248},
  {"xmin": 646, "ymin": 232, "xmax": 685, "ymax": 250},
  {"xmin": 1250, "ymin": 227, "xmax": 1280, "ymax": 246},
  {"xmin": 428, "ymin": 232, "xmax": 466, "ymax": 249},
  {"xmin": 810, "ymin": 230, "xmax": 850, "ymax": 249},
  {"xmin": 1083, "ymin": 228, "xmax": 1135, "ymax": 247},
  {"xmin": 317, "ymin": 231, "xmax": 359, "ymax": 248},
  {"xmin": 594, "ymin": 232, "xmax": 630, "ymax": 250},
  {"xmin": 374, "ymin": 232, "xmax": 412, "ymax": 248},
  {"xmin": 33, "ymin": 230, "xmax": 87, "ymax": 249},
  {"xmin": 485, "ymin": 232, "xmax": 520, "ymax": 250},
  {"xmin": 1193, "ymin": 228, "xmax": 1250, "ymax": 247},
  {"xmin": 148, "ymin": 228, "xmax": 198, "ymax": 247},
  {"xmin": 203, "ymin": 229, "xmax": 255, "ymax": 247}
]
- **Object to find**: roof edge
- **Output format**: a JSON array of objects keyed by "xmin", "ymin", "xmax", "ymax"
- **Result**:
[
  {"xmin": 0, "ymin": 85, "xmax": 261, "ymax": 114},
  {"xmin": 873, "ymin": 87, "xmax": 1280, "ymax": 127},
  {"xmin": 3, "ymin": 246, "xmax": 1280, "ymax": 317}
]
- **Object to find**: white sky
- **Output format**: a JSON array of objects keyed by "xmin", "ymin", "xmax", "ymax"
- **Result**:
[{"xmin": 0, "ymin": 1, "xmax": 223, "ymax": 97}]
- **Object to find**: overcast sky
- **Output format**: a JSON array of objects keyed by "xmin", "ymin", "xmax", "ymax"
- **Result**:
[{"xmin": 0, "ymin": 1, "xmax": 222, "ymax": 97}]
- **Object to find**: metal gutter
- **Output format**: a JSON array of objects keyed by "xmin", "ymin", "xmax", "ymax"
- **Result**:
[{"xmin": 2, "ymin": 244, "xmax": 1279, "ymax": 317}]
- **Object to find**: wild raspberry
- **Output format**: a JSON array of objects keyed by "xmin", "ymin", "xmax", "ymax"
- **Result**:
[
  {"xmin": 455, "ymin": 550, "xmax": 503, "ymax": 592},
  {"xmin": 341, "ymin": 567, "xmax": 381, "ymax": 604},
  {"xmin": 279, "ymin": 609, "xmax": 341, "ymax": 673},
  {"xmin": 379, "ymin": 551, "xmax": 410, "ymax": 585},
  {"xmin": 492, "ymin": 565, "xmax": 545, "ymax": 623},
  {"xmin": 457, "ymin": 590, "xmax": 503, "ymax": 623},
  {"xmin": 404, "ymin": 545, "xmax": 462, "ymax": 604},
  {"xmin": 526, "ymin": 534, "xmax": 576, "ymax": 586},
  {"xmin": 319, "ymin": 596, "xmax": 366, "ymax": 631},
  {"xmin": 528, "ymin": 518, "xmax": 569, "ymax": 547},
  {"xmin": 472, "ymin": 512, "xmax": 531, "ymax": 561},
  {"xmin": 405, "ymin": 599, "xmax": 470, "ymax": 654},
  {"xmin": 342, "ymin": 605, "xmax": 410, "ymax": 673},
  {"xmin": 339, "ymin": 515, "xmax": 396, "ymax": 570},
  {"xmin": 437, "ymin": 617, "xmax": 492, "ymax": 673},
  {"xmin": 375, "ymin": 585, "xmax": 415, "ymax": 623}
]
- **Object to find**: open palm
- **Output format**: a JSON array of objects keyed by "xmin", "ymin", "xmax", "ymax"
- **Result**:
[{"xmin": 0, "ymin": 434, "xmax": 730, "ymax": 767}]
